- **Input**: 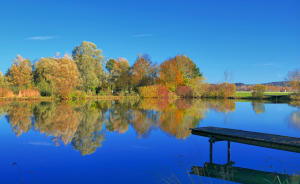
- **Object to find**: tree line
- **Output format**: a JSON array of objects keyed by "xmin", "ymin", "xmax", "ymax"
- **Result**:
[
  {"xmin": 1, "ymin": 41, "xmax": 299, "ymax": 100},
  {"xmin": 0, "ymin": 41, "xmax": 238, "ymax": 99}
]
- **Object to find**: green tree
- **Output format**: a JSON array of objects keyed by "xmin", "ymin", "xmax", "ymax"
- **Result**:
[
  {"xmin": 34, "ymin": 57, "xmax": 55, "ymax": 96},
  {"xmin": 6, "ymin": 55, "xmax": 33, "ymax": 92},
  {"xmin": 252, "ymin": 84, "xmax": 266, "ymax": 99},
  {"xmin": 72, "ymin": 41, "xmax": 105, "ymax": 94}
]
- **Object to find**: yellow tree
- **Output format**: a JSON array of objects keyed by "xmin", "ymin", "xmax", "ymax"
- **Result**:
[
  {"xmin": 36, "ymin": 55, "xmax": 79, "ymax": 99},
  {"xmin": 7, "ymin": 55, "xmax": 33, "ymax": 91}
]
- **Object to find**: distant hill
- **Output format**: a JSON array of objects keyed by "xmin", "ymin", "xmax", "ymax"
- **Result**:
[
  {"xmin": 262, "ymin": 81, "xmax": 289, "ymax": 87},
  {"xmin": 234, "ymin": 81, "xmax": 289, "ymax": 87}
]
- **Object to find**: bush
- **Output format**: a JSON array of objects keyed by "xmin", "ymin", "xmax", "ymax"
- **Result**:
[
  {"xmin": 175, "ymin": 86, "xmax": 193, "ymax": 98},
  {"xmin": 222, "ymin": 83, "xmax": 236, "ymax": 98},
  {"xmin": 0, "ymin": 88, "xmax": 14, "ymax": 97},
  {"xmin": 138, "ymin": 85, "xmax": 169, "ymax": 98},
  {"xmin": 69, "ymin": 90, "xmax": 87, "ymax": 101},
  {"xmin": 252, "ymin": 84, "xmax": 265, "ymax": 99},
  {"xmin": 204, "ymin": 83, "xmax": 236, "ymax": 98},
  {"xmin": 18, "ymin": 89, "xmax": 40, "ymax": 97}
]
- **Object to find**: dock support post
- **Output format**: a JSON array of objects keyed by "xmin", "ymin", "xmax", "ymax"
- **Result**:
[
  {"xmin": 209, "ymin": 140, "xmax": 213, "ymax": 163},
  {"xmin": 227, "ymin": 141, "xmax": 231, "ymax": 163}
]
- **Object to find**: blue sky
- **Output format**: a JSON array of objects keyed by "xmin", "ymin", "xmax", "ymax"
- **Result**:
[{"xmin": 0, "ymin": 0, "xmax": 299, "ymax": 83}]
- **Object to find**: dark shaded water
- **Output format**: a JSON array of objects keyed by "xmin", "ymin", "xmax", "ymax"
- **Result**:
[{"xmin": 0, "ymin": 99, "xmax": 300, "ymax": 183}]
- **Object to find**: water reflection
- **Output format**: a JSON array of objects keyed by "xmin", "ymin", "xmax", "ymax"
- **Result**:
[
  {"xmin": 252, "ymin": 101, "xmax": 266, "ymax": 114},
  {"xmin": 0, "ymin": 99, "xmax": 237, "ymax": 155},
  {"xmin": 289, "ymin": 102, "xmax": 300, "ymax": 131},
  {"xmin": 190, "ymin": 139, "xmax": 300, "ymax": 184}
]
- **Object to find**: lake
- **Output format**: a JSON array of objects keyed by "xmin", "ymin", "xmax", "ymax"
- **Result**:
[{"xmin": 0, "ymin": 99, "xmax": 300, "ymax": 184}]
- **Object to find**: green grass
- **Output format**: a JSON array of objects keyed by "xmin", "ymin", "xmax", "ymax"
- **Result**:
[{"xmin": 235, "ymin": 91, "xmax": 291, "ymax": 99}]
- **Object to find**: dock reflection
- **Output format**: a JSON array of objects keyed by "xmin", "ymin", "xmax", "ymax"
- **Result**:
[{"xmin": 190, "ymin": 138, "xmax": 300, "ymax": 184}]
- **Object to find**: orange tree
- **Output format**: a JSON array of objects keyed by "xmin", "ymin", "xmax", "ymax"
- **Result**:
[{"xmin": 159, "ymin": 55, "xmax": 202, "ymax": 92}]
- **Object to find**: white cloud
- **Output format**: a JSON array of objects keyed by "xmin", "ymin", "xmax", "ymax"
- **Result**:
[
  {"xmin": 28, "ymin": 142, "xmax": 53, "ymax": 146},
  {"xmin": 26, "ymin": 36, "xmax": 56, "ymax": 40},
  {"xmin": 132, "ymin": 34, "xmax": 152, "ymax": 38}
]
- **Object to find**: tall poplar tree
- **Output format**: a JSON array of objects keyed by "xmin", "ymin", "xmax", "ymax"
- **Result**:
[{"xmin": 72, "ymin": 41, "xmax": 105, "ymax": 93}]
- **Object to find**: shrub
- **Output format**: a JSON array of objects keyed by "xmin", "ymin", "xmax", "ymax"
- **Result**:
[
  {"xmin": 252, "ymin": 84, "xmax": 265, "ymax": 99},
  {"xmin": 157, "ymin": 85, "xmax": 169, "ymax": 99},
  {"xmin": 70, "ymin": 90, "xmax": 87, "ymax": 101},
  {"xmin": 18, "ymin": 89, "xmax": 40, "ymax": 97},
  {"xmin": 222, "ymin": 83, "xmax": 236, "ymax": 98},
  {"xmin": 138, "ymin": 85, "xmax": 169, "ymax": 98},
  {"xmin": 0, "ymin": 88, "xmax": 14, "ymax": 97},
  {"xmin": 203, "ymin": 83, "xmax": 236, "ymax": 98},
  {"xmin": 175, "ymin": 86, "xmax": 193, "ymax": 98}
]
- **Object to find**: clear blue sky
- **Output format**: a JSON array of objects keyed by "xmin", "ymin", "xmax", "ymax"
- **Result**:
[{"xmin": 0, "ymin": 0, "xmax": 299, "ymax": 83}]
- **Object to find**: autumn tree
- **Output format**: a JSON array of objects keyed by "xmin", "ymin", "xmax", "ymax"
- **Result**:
[
  {"xmin": 6, "ymin": 55, "xmax": 33, "ymax": 92},
  {"xmin": 159, "ymin": 55, "xmax": 202, "ymax": 92},
  {"xmin": 132, "ymin": 54, "xmax": 158, "ymax": 88},
  {"xmin": 185, "ymin": 76, "xmax": 207, "ymax": 97},
  {"xmin": 72, "ymin": 41, "xmax": 105, "ymax": 94},
  {"xmin": 106, "ymin": 57, "xmax": 132, "ymax": 93},
  {"xmin": 0, "ymin": 72, "xmax": 13, "ymax": 97},
  {"xmin": 35, "ymin": 55, "xmax": 79, "ymax": 99},
  {"xmin": 0, "ymin": 72, "xmax": 10, "ymax": 88}
]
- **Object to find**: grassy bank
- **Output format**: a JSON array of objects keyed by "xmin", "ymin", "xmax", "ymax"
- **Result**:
[
  {"xmin": 0, "ymin": 96, "xmax": 53, "ymax": 101},
  {"xmin": 234, "ymin": 91, "xmax": 291, "ymax": 99},
  {"xmin": 0, "ymin": 92, "xmax": 293, "ymax": 102},
  {"xmin": 0, "ymin": 95, "xmax": 140, "ymax": 102}
]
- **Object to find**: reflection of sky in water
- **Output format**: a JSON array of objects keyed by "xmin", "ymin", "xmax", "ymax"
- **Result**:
[{"xmin": 0, "ymin": 100, "xmax": 299, "ymax": 183}]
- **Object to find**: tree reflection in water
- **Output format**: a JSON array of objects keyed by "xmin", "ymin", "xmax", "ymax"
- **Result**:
[
  {"xmin": 1, "ymin": 99, "xmax": 237, "ymax": 155},
  {"xmin": 289, "ymin": 101, "xmax": 300, "ymax": 130},
  {"xmin": 252, "ymin": 101, "xmax": 266, "ymax": 114}
]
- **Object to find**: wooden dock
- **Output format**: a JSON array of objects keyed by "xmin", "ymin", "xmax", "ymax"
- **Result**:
[{"xmin": 191, "ymin": 126, "xmax": 300, "ymax": 153}]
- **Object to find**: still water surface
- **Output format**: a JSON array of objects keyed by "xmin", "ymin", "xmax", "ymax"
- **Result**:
[{"xmin": 0, "ymin": 99, "xmax": 299, "ymax": 183}]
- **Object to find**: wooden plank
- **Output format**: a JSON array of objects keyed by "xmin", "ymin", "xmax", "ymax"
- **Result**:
[{"xmin": 191, "ymin": 127, "xmax": 300, "ymax": 153}]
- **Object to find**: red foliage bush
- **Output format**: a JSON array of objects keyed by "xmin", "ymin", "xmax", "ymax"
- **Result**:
[
  {"xmin": 0, "ymin": 88, "xmax": 14, "ymax": 97},
  {"xmin": 157, "ymin": 85, "xmax": 169, "ymax": 99},
  {"xmin": 18, "ymin": 89, "xmax": 40, "ymax": 97},
  {"xmin": 175, "ymin": 86, "xmax": 193, "ymax": 98}
]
